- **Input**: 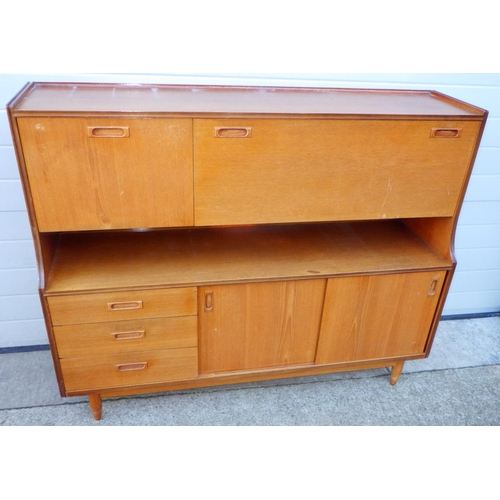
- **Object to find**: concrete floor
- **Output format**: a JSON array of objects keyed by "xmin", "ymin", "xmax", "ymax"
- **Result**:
[{"xmin": 1, "ymin": 316, "xmax": 499, "ymax": 425}]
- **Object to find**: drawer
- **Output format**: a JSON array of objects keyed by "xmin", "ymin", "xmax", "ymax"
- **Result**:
[
  {"xmin": 60, "ymin": 347, "xmax": 198, "ymax": 392},
  {"xmin": 17, "ymin": 116, "xmax": 193, "ymax": 231},
  {"xmin": 194, "ymin": 118, "xmax": 481, "ymax": 226},
  {"xmin": 54, "ymin": 316, "xmax": 198, "ymax": 358},
  {"xmin": 48, "ymin": 287, "xmax": 197, "ymax": 326}
]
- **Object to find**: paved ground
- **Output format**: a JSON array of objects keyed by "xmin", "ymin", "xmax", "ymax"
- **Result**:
[{"xmin": 1, "ymin": 316, "xmax": 499, "ymax": 425}]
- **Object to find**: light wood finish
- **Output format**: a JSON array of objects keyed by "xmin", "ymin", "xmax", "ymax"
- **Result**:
[
  {"xmin": 54, "ymin": 316, "xmax": 197, "ymax": 358},
  {"xmin": 47, "ymin": 287, "xmax": 197, "ymax": 325},
  {"xmin": 199, "ymin": 280, "xmax": 326, "ymax": 373},
  {"xmin": 316, "ymin": 271, "xmax": 446, "ymax": 364},
  {"xmin": 17, "ymin": 117, "xmax": 193, "ymax": 231},
  {"xmin": 7, "ymin": 82, "xmax": 487, "ymax": 419},
  {"xmin": 391, "ymin": 361, "xmax": 405, "ymax": 385},
  {"xmin": 87, "ymin": 356, "xmax": 419, "ymax": 399},
  {"xmin": 45, "ymin": 221, "xmax": 451, "ymax": 294},
  {"xmin": 403, "ymin": 217, "xmax": 456, "ymax": 260},
  {"xmin": 60, "ymin": 347, "xmax": 198, "ymax": 392},
  {"xmin": 11, "ymin": 83, "xmax": 485, "ymax": 116},
  {"xmin": 88, "ymin": 393, "xmax": 102, "ymax": 420},
  {"xmin": 194, "ymin": 119, "xmax": 480, "ymax": 226}
]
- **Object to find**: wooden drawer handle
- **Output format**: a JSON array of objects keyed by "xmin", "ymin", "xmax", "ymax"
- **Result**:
[
  {"xmin": 431, "ymin": 128, "xmax": 462, "ymax": 138},
  {"xmin": 87, "ymin": 126, "xmax": 130, "ymax": 138},
  {"xmin": 214, "ymin": 127, "xmax": 252, "ymax": 138},
  {"xmin": 116, "ymin": 361, "xmax": 148, "ymax": 372},
  {"xmin": 111, "ymin": 330, "xmax": 145, "ymax": 340},
  {"xmin": 107, "ymin": 300, "xmax": 143, "ymax": 311}
]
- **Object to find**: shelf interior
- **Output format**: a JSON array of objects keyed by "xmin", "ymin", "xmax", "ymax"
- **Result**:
[{"xmin": 44, "ymin": 220, "xmax": 452, "ymax": 294}]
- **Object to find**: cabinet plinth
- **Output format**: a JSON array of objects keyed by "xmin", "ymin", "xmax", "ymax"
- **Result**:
[{"xmin": 7, "ymin": 82, "xmax": 487, "ymax": 420}]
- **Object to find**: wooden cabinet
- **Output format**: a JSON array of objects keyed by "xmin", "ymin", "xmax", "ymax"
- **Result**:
[{"xmin": 7, "ymin": 82, "xmax": 487, "ymax": 420}]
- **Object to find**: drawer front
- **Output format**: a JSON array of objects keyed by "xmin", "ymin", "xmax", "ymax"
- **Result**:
[
  {"xmin": 60, "ymin": 347, "xmax": 198, "ymax": 392},
  {"xmin": 48, "ymin": 287, "xmax": 197, "ymax": 326},
  {"xmin": 54, "ymin": 316, "xmax": 198, "ymax": 358},
  {"xmin": 18, "ymin": 117, "xmax": 193, "ymax": 231},
  {"xmin": 194, "ymin": 118, "xmax": 481, "ymax": 226}
]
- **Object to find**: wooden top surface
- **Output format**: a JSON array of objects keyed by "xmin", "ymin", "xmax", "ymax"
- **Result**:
[
  {"xmin": 10, "ymin": 82, "xmax": 485, "ymax": 117},
  {"xmin": 45, "ymin": 221, "xmax": 451, "ymax": 294}
]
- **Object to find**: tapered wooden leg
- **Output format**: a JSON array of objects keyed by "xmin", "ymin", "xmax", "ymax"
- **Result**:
[
  {"xmin": 390, "ymin": 361, "xmax": 405, "ymax": 385},
  {"xmin": 89, "ymin": 394, "xmax": 102, "ymax": 421}
]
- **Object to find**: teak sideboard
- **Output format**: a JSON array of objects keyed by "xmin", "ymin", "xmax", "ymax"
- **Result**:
[{"xmin": 7, "ymin": 83, "xmax": 487, "ymax": 420}]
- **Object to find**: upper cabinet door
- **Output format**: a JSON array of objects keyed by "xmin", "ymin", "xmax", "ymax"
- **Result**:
[
  {"xmin": 193, "ymin": 119, "xmax": 481, "ymax": 226},
  {"xmin": 18, "ymin": 117, "xmax": 193, "ymax": 231}
]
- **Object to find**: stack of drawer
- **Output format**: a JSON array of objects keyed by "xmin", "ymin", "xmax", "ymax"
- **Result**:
[{"xmin": 47, "ymin": 288, "xmax": 198, "ymax": 393}]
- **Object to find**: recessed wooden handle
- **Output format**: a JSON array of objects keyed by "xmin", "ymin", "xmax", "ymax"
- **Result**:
[
  {"xmin": 204, "ymin": 291, "xmax": 214, "ymax": 312},
  {"xmin": 116, "ymin": 361, "xmax": 148, "ymax": 371},
  {"xmin": 87, "ymin": 126, "xmax": 130, "ymax": 138},
  {"xmin": 428, "ymin": 278, "xmax": 439, "ymax": 296},
  {"xmin": 111, "ymin": 330, "xmax": 145, "ymax": 340},
  {"xmin": 431, "ymin": 128, "xmax": 462, "ymax": 138},
  {"xmin": 214, "ymin": 127, "xmax": 252, "ymax": 138},
  {"xmin": 107, "ymin": 300, "xmax": 143, "ymax": 311}
]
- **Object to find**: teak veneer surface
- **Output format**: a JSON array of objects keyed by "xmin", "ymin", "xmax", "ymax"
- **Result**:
[
  {"xmin": 45, "ymin": 221, "xmax": 451, "ymax": 294},
  {"xmin": 47, "ymin": 287, "xmax": 197, "ymax": 325},
  {"xmin": 7, "ymin": 82, "xmax": 488, "ymax": 419},
  {"xmin": 199, "ymin": 280, "xmax": 326, "ymax": 374},
  {"xmin": 316, "ymin": 271, "xmax": 446, "ymax": 363},
  {"xmin": 54, "ymin": 316, "xmax": 198, "ymax": 358},
  {"xmin": 18, "ymin": 117, "xmax": 194, "ymax": 231},
  {"xmin": 11, "ymin": 83, "xmax": 484, "ymax": 117},
  {"xmin": 61, "ymin": 347, "xmax": 199, "ymax": 392},
  {"xmin": 194, "ymin": 119, "xmax": 480, "ymax": 225}
]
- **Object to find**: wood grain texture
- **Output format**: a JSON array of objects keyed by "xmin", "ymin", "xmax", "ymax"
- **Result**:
[
  {"xmin": 194, "ymin": 119, "xmax": 481, "ymax": 226},
  {"xmin": 88, "ymin": 393, "xmax": 102, "ymax": 420},
  {"xmin": 199, "ymin": 280, "xmax": 327, "ymax": 374},
  {"xmin": 11, "ymin": 83, "xmax": 486, "ymax": 117},
  {"xmin": 54, "ymin": 316, "xmax": 197, "ymax": 358},
  {"xmin": 60, "ymin": 347, "xmax": 198, "ymax": 392},
  {"xmin": 17, "ymin": 117, "xmax": 193, "ymax": 231},
  {"xmin": 92, "ymin": 355, "xmax": 419, "ymax": 399},
  {"xmin": 315, "ymin": 271, "xmax": 446, "ymax": 364},
  {"xmin": 45, "ymin": 221, "xmax": 451, "ymax": 294},
  {"xmin": 403, "ymin": 217, "xmax": 456, "ymax": 260},
  {"xmin": 6, "ymin": 82, "xmax": 489, "ymax": 410},
  {"xmin": 390, "ymin": 361, "xmax": 405, "ymax": 385},
  {"xmin": 47, "ymin": 287, "xmax": 197, "ymax": 325}
]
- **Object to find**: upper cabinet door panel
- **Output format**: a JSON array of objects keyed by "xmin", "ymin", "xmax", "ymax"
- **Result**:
[
  {"xmin": 18, "ymin": 117, "xmax": 193, "ymax": 231},
  {"xmin": 193, "ymin": 119, "xmax": 481, "ymax": 226}
]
